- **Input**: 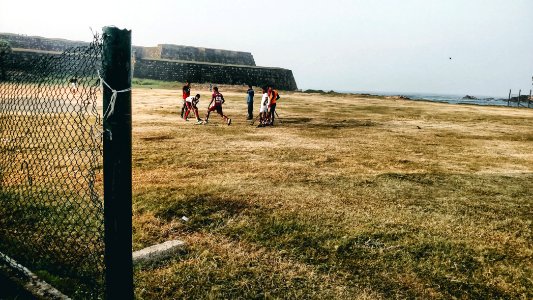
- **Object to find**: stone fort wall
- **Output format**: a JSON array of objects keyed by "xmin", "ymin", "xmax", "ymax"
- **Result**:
[
  {"xmin": 4, "ymin": 49, "xmax": 98, "ymax": 79},
  {"xmin": 0, "ymin": 33, "xmax": 88, "ymax": 52},
  {"xmin": 134, "ymin": 58, "xmax": 297, "ymax": 91},
  {"xmin": 2, "ymin": 33, "xmax": 297, "ymax": 90},
  {"xmin": 134, "ymin": 44, "xmax": 256, "ymax": 66}
]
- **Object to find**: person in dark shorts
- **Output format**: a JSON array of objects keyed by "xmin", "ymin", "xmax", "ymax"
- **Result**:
[
  {"xmin": 184, "ymin": 94, "xmax": 203, "ymax": 124},
  {"xmin": 268, "ymin": 86, "xmax": 279, "ymax": 126},
  {"xmin": 180, "ymin": 81, "xmax": 191, "ymax": 118},
  {"xmin": 246, "ymin": 84, "xmax": 254, "ymax": 120},
  {"xmin": 205, "ymin": 87, "xmax": 231, "ymax": 125}
]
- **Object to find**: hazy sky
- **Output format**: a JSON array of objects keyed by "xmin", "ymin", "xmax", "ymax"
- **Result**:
[{"xmin": 1, "ymin": 0, "xmax": 532, "ymax": 96}]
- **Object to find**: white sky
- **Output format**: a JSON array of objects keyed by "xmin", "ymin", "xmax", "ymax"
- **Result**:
[{"xmin": 1, "ymin": 0, "xmax": 532, "ymax": 96}]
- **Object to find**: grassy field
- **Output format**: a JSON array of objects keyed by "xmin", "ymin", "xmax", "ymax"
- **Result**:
[{"xmin": 130, "ymin": 85, "xmax": 532, "ymax": 299}]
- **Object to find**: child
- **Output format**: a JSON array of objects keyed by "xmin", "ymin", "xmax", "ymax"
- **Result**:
[
  {"xmin": 268, "ymin": 86, "xmax": 279, "ymax": 125},
  {"xmin": 69, "ymin": 76, "xmax": 78, "ymax": 94},
  {"xmin": 258, "ymin": 86, "xmax": 270, "ymax": 127},
  {"xmin": 246, "ymin": 84, "xmax": 254, "ymax": 120},
  {"xmin": 180, "ymin": 81, "xmax": 191, "ymax": 118},
  {"xmin": 205, "ymin": 87, "xmax": 231, "ymax": 125},
  {"xmin": 184, "ymin": 94, "xmax": 203, "ymax": 124}
]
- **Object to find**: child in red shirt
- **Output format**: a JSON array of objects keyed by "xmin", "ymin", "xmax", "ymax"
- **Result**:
[
  {"xmin": 180, "ymin": 81, "xmax": 191, "ymax": 118},
  {"xmin": 205, "ymin": 87, "xmax": 231, "ymax": 125}
]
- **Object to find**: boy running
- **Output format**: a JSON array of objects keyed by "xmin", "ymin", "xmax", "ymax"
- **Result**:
[
  {"xmin": 184, "ymin": 94, "xmax": 203, "ymax": 124},
  {"xmin": 205, "ymin": 87, "xmax": 231, "ymax": 125},
  {"xmin": 180, "ymin": 81, "xmax": 191, "ymax": 118}
]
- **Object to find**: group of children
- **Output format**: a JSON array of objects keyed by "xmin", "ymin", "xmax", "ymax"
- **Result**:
[
  {"xmin": 258, "ymin": 86, "xmax": 280, "ymax": 127},
  {"xmin": 179, "ymin": 81, "xmax": 280, "ymax": 127},
  {"xmin": 180, "ymin": 81, "xmax": 231, "ymax": 126}
]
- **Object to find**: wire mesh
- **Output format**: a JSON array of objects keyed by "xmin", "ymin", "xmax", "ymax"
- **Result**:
[{"xmin": 0, "ymin": 36, "xmax": 104, "ymax": 299}]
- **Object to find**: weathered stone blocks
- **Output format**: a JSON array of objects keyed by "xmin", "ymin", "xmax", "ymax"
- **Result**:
[
  {"xmin": 2, "ymin": 33, "xmax": 298, "ymax": 90},
  {"xmin": 134, "ymin": 58, "xmax": 297, "ymax": 90}
]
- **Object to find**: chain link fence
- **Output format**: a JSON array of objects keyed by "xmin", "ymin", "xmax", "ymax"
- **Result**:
[{"xmin": 0, "ymin": 36, "xmax": 105, "ymax": 298}]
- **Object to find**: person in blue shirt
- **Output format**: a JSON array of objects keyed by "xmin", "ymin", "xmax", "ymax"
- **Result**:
[{"xmin": 246, "ymin": 84, "xmax": 254, "ymax": 120}]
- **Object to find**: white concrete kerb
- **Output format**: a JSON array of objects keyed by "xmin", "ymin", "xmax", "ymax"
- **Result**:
[
  {"xmin": 0, "ymin": 240, "xmax": 186, "ymax": 297},
  {"xmin": 132, "ymin": 240, "xmax": 186, "ymax": 264},
  {"xmin": 0, "ymin": 251, "xmax": 71, "ymax": 300}
]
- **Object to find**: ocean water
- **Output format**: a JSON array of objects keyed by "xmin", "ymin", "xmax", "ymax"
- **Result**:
[
  {"xmin": 392, "ymin": 92, "xmax": 510, "ymax": 107},
  {"xmin": 342, "ymin": 91, "xmax": 530, "ymax": 107}
]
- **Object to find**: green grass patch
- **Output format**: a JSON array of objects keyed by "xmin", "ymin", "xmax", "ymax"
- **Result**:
[
  {"xmin": 133, "ymin": 171, "xmax": 533, "ymax": 298},
  {"xmin": 132, "ymin": 78, "xmax": 182, "ymax": 89}
]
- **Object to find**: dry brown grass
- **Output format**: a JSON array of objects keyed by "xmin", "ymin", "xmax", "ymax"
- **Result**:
[{"xmin": 131, "ymin": 86, "xmax": 532, "ymax": 299}]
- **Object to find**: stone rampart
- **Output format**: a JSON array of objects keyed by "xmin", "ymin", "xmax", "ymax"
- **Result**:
[
  {"xmin": 4, "ymin": 49, "xmax": 99, "ymax": 81},
  {"xmin": 0, "ymin": 33, "xmax": 88, "ymax": 52},
  {"xmin": 134, "ymin": 58, "xmax": 297, "ymax": 90},
  {"xmin": 2, "ymin": 33, "xmax": 297, "ymax": 90},
  {"xmin": 158, "ymin": 44, "xmax": 255, "ymax": 66}
]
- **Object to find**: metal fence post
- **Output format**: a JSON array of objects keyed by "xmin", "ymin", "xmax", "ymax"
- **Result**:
[{"xmin": 102, "ymin": 26, "xmax": 133, "ymax": 300}]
